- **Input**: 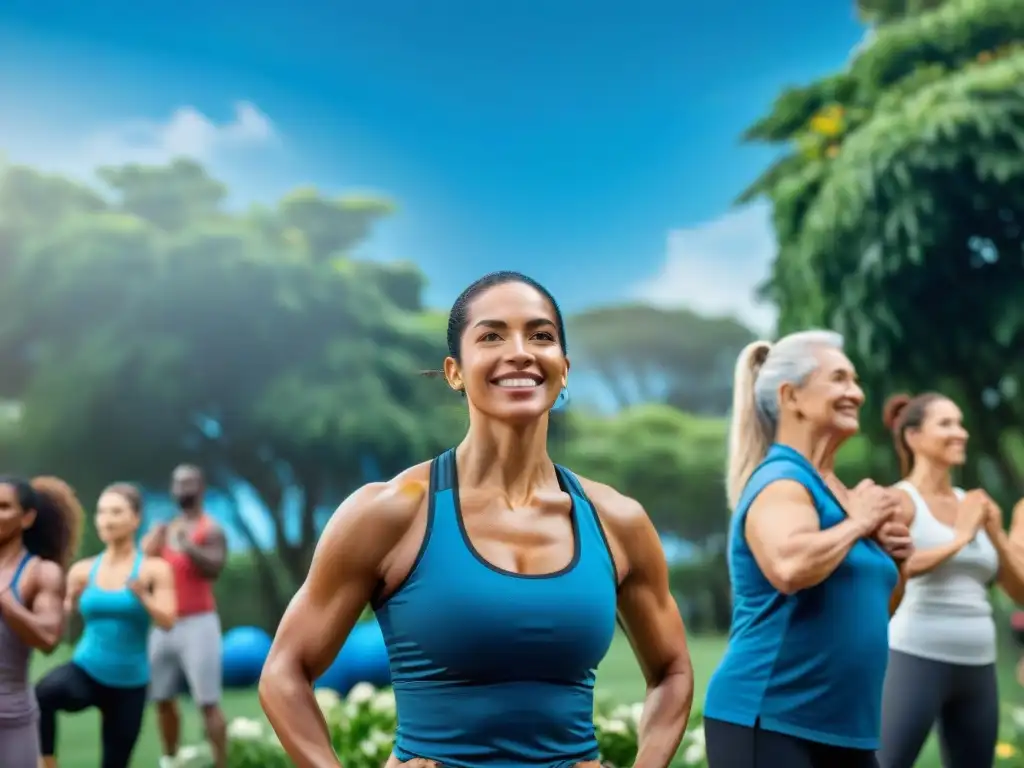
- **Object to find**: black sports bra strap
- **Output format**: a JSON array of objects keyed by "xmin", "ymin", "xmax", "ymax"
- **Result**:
[
  {"xmin": 554, "ymin": 464, "xmax": 585, "ymax": 497},
  {"xmin": 430, "ymin": 448, "xmax": 457, "ymax": 494}
]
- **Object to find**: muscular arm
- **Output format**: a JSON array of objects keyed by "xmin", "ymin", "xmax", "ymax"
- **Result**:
[
  {"xmin": 63, "ymin": 560, "xmax": 89, "ymax": 617},
  {"xmin": 259, "ymin": 478, "xmax": 424, "ymax": 768},
  {"xmin": 890, "ymin": 565, "xmax": 908, "ymax": 616},
  {"xmin": 0, "ymin": 560, "xmax": 66, "ymax": 653},
  {"xmin": 746, "ymin": 480, "xmax": 874, "ymax": 595},
  {"xmin": 140, "ymin": 525, "xmax": 166, "ymax": 557},
  {"xmin": 183, "ymin": 525, "xmax": 227, "ymax": 579},
  {"xmin": 136, "ymin": 558, "xmax": 177, "ymax": 630},
  {"xmin": 584, "ymin": 480, "xmax": 692, "ymax": 768},
  {"xmin": 902, "ymin": 535, "xmax": 971, "ymax": 578},
  {"xmin": 992, "ymin": 500, "xmax": 1024, "ymax": 604}
]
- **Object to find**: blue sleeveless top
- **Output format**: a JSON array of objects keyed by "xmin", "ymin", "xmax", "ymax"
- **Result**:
[
  {"xmin": 374, "ymin": 449, "xmax": 619, "ymax": 768},
  {"xmin": 73, "ymin": 552, "xmax": 152, "ymax": 688},
  {"xmin": 704, "ymin": 444, "xmax": 898, "ymax": 750}
]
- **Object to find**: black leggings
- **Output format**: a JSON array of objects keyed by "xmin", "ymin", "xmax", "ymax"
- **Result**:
[
  {"xmin": 705, "ymin": 718, "xmax": 879, "ymax": 768},
  {"xmin": 878, "ymin": 649, "xmax": 998, "ymax": 768},
  {"xmin": 36, "ymin": 662, "xmax": 148, "ymax": 768}
]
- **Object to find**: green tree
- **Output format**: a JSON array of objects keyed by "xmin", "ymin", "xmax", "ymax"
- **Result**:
[
  {"xmin": 0, "ymin": 159, "xmax": 462, "ymax": 622},
  {"xmin": 568, "ymin": 305, "xmax": 755, "ymax": 415},
  {"xmin": 739, "ymin": 0, "xmax": 1024, "ymax": 500},
  {"xmin": 559, "ymin": 404, "xmax": 729, "ymax": 545}
]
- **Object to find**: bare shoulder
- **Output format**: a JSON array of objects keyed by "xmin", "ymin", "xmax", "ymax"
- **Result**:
[
  {"xmin": 200, "ymin": 516, "xmax": 227, "ymax": 538},
  {"xmin": 141, "ymin": 556, "xmax": 173, "ymax": 580},
  {"xmin": 889, "ymin": 486, "xmax": 916, "ymax": 525},
  {"xmin": 316, "ymin": 461, "xmax": 432, "ymax": 560},
  {"xmin": 67, "ymin": 557, "xmax": 95, "ymax": 581},
  {"xmin": 574, "ymin": 475, "xmax": 648, "ymax": 538},
  {"xmin": 1013, "ymin": 497, "xmax": 1024, "ymax": 520},
  {"xmin": 28, "ymin": 558, "xmax": 65, "ymax": 592}
]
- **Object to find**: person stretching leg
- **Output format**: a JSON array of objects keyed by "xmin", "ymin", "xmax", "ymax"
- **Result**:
[
  {"xmin": 36, "ymin": 483, "xmax": 176, "ymax": 768},
  {"xmin": 145, "ymin": 464, "xmax": 228, "ymax": 768}
]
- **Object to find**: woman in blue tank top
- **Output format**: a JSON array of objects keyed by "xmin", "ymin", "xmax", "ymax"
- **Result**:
[
  {"xmin": 703, "ymin": 331, "xmax": 914, "ymax": 768},
  {"xmin": 260, "ymin": 271, "xmax": 694, "ymax": 768},
  {"xmin": 36, "ymin": 482, "xmax": 176, "ymax": 768}
]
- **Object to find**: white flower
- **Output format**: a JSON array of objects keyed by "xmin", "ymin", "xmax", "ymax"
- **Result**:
[
  {"xmin": 315, "ymin": 688, "xmax": 342, "ymax": 713},
  {"xmin": 226, "ymin": 716, "xmax": 265, "ymax": 740},
  {"xmin": 371, "ymin": 688, "xmax": 397, "ymax": 714},
  {"xmin": 1013, "ymin": 707, "xmax": 1024, "ymax": 730},
  {"xmin": 359, "ymin": 738, "xmax": 380, "ymax": 756},
  {"xmin": 347, "ymin": 682, "xmax": 377, "ymax": 705},
  {"xmin": 629, "ymin": 703, "xmax": 644, "ymax": 726},
  {"xmin": 600, "ymin": 717, "xmax": 629, "ymax": 735},
  {"xmin": 369, "ymin": 728, "xmax": 393, "ymax": 746},
  {"xmin": 683, "ymin": 740, "xmax": 706, "ymax": 764},
  {"xmin": 609, "ymin": 704, "xmax": 629, "ymax": 719}
]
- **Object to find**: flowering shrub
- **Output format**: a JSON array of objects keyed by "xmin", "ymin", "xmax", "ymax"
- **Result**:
[
  {"xmin": 997, "ymin": 706, "xmax": 1024, "ymax": 765},
  {"xmin": 173, "ymin": 683, "xmax": 708, "ymax": 767}
]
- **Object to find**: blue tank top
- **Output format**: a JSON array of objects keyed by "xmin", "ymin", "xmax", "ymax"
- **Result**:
[
  {"xmin": 374, "ymin": 449, "xmax": 618, "ymax": 768},
  {"xmin": 704, "ymin": 444, "xmax": 898, "ymax": 750},
  {"xmin": 73, "ymin": 552, "xmax": 152, "ymax": 688}
]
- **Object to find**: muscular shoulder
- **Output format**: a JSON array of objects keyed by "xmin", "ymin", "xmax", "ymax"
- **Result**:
[
  {"xmin": 750, "ymin": 478, "xmax": 814, "ymax": 508},
  {"xmin": 66, "ymin": 558, "xmax": 94, "ymax": 585},
  {"xmin": 574, "ymin": 475, "xmax": 646, "ymax": 535},
  {"xmin": 317, "ymin": 461, "xmax": 432, "ymax": 560},
  {"xmin": 141, "ymin": 556, "xmax": 173, "ymax": 581},
  {"xmin": 26, "ymin": 557, "xmax": 65, "ymax": 594}
]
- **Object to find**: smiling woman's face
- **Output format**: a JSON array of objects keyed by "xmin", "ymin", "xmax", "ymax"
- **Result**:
[
  {"xmin": 906, "ymin": 398, "xmax": 968, "ymax": 468},
  {"xmin": 444, "ymin": 281, "xmax": 569, "ymax": 424},
  {"xmin": 782, "ymin": 346, "xmax": 864, "ymax": 438}
]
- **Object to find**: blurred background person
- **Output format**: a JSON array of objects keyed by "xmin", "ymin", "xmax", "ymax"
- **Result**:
[
  {"xmin": 144, "ymin": 465, "xmax": 228, "ymax": 768},
  {"xmin": 36, "ymin": 482, "xmax": 176, "ymax": 768},
  {"xmin": 879, "ymin": 393, "xmax": 1024, "ymax": 768},
  {"xmin": 0, "ymin": 476, "xmax": 83, "ymax": 767},
  {"xmin": 704, "ymin": 332, "xmax": 910, "ymax": 768}
]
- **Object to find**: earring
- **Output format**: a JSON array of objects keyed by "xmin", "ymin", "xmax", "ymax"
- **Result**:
[{"xmin": 551, "ymin": 387, "xmax": 570, "ymax": 412}]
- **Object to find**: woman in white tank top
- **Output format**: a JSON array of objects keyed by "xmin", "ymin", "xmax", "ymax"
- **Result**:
[{"xmin": 877, "ymin": 393, "xmax": 1024, "ymax": 768}]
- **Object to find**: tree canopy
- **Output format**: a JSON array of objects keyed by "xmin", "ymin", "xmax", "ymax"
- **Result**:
[
  {"xmin": 741, "ymin": 0, "xmax": 1024, "ymax": 498},
  {"xmin": 568, "ymin": 304, "xmax": 754, "ymax": 415},
  {"xmin": 0, "ymin": 157, "xmax": 764, "ymax": 623}
]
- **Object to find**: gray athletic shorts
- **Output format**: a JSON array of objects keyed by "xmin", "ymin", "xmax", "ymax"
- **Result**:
[{"xmin": 148, "ymin": 612, "xmax": 223, "ymax": 706}]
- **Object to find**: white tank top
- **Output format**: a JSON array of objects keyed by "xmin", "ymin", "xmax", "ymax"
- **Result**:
[{"xmin": 889, "ymin": 482, "xmax": 999, "ymax": 665}]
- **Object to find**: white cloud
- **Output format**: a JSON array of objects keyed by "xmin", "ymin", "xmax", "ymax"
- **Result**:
[
  {"xmin": 80, "ymin": 101, "xmax": 275, "ymax": 167},
  {"xmin": 631, "ymin": 201, "xmax": 777, "ymax": 333}
]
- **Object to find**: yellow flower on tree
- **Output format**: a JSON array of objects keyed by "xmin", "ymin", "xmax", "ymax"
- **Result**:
[{"xmin": 809, "ymin": 104, "xmax": 845, "ymax": 138}]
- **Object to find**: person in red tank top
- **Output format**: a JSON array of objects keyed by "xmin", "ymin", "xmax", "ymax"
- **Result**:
[{"xmin": 142, "ymin": 464, "xmax": 228, "ymax": 768}]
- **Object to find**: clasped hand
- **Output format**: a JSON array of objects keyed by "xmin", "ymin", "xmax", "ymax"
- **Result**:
[{"xmin": 848, "ymin": 480, "xmax": 913, "ymax": 562}]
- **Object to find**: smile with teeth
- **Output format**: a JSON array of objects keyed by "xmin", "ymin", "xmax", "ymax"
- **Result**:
[{"xmin": 494, "ymin": 377, "xmax": 542, "ymax": 388}]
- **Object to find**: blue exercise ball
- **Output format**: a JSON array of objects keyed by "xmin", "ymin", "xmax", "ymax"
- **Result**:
[
  {"xmin": 221, "ymin": 625, "xmax": 273, "ymax": 689},
  {"xmin": 316, "ymin": 620, "xmax": 391, "ymax": 695}
]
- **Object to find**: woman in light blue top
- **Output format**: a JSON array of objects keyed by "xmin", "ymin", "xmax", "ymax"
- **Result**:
[{"xmin": 36, "ymin": 482, "xmax": 176, "ymax": 768}]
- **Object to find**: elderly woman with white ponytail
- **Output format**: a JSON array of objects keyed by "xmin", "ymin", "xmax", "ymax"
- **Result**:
[{"xmin": 703, "ymin": 331, "xmax": 914, "ymax": 768}]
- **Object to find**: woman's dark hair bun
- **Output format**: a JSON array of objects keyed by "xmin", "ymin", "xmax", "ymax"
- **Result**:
[{"xmin": 882, "ymin": 393, "xmax": 912, "ymax": 431}]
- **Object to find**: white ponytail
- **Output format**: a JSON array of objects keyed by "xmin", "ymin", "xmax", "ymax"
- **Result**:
[{"xmin": 725, "ymin": 330, "xmax": 845, "ymax": 510}]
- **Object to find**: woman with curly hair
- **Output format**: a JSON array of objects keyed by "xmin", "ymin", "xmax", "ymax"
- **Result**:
[{"xmin": 0, "ymin": 475, "xmax": 83, "ymax": 767}]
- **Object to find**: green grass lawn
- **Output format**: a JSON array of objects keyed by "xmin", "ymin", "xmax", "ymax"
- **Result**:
[{"xmin": 31, "ymin": 633, "xmax": 1023, "ymax": 766}]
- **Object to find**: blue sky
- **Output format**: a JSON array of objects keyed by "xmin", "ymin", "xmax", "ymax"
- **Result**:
[{"xmin": 0, "ymin": 0, "xmax": 867, "ymax": 332}]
